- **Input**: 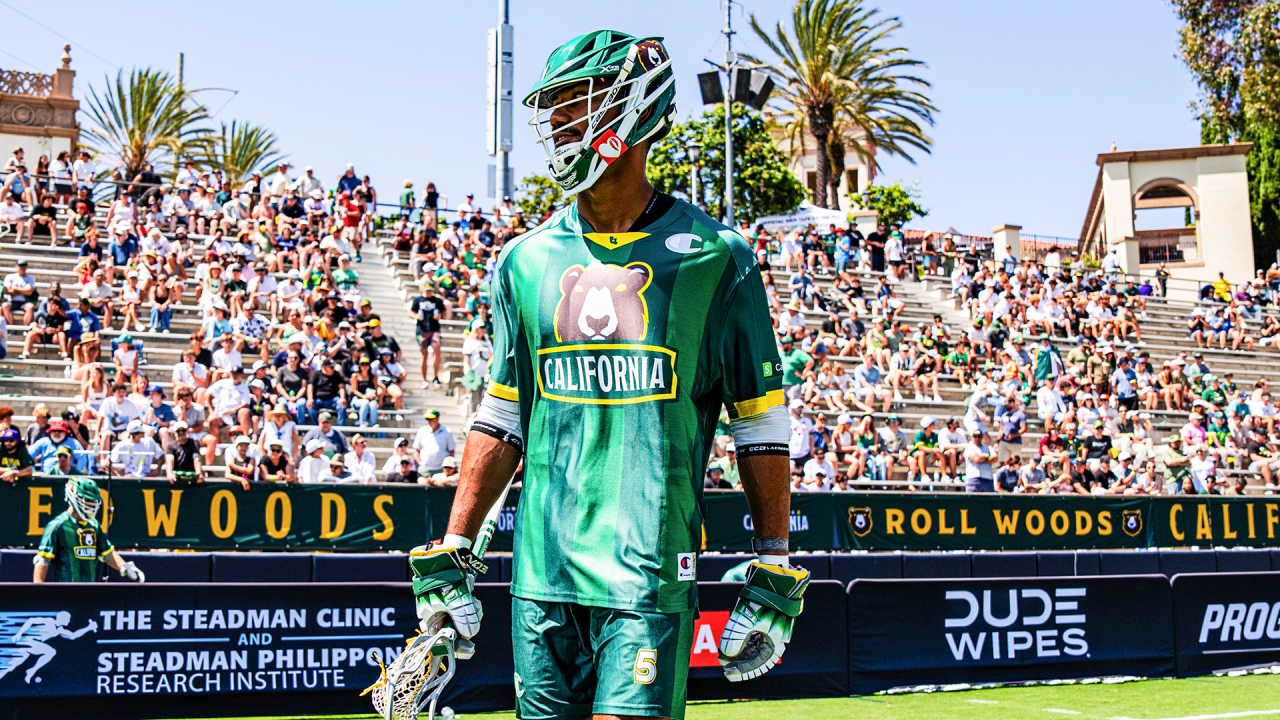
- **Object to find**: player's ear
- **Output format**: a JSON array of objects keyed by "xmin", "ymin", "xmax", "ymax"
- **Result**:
[{"xmin": 560, "ymin": 265, "xmax": 585, "ymax": 295}]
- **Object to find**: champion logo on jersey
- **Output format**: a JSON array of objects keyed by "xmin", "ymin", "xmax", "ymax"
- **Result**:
[{"xmin": 592, "ymin": 130, "xmax": 628, "ymax": 163}]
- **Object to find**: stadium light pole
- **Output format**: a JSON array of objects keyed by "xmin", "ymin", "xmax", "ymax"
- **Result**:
[
  {"xmin": 723, "ymin": 0, "xmax": 735, "ymax": 228},
  {"xmin": 488, "ymin": 0, "xmax": 514, "ymax": 202},
  {"xmin": 687, "ymin": 140, "xmax": 701, "ymax": 209}
]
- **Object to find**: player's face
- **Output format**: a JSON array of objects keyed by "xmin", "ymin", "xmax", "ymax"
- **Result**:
[{"xmin": 547, "ymin": 77, "xmax": 620, "ymax": 149}]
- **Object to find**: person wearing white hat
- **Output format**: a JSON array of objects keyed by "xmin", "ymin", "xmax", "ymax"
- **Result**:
[
  {"xmin": 788, "ymin": 398, "xmax": 814, "ymax": 469},
  {"xmin": 110, "ymin": 419, "xmax": 163, "ymax": 478},
  {"xmin": 224, "ymin": 434, "xmax": 261, "ymax": 490},
  {"xmin": 711, "ymin": 442, "xmax": 741, "ymax": 489},
  {"xmin": 297, "ymin": 438, "xmax": 329, "ymax": 484}
]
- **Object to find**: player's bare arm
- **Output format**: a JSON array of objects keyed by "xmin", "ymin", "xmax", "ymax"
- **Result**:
[
  {"xmin": 737, "ymin": 453, "xmax": 791, "ymax": 548},
  {"xmin": 444, "ymin": 432, "xmax": 522, "ymax": 539}
]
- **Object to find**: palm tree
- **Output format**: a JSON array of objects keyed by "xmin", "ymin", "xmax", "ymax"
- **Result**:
[
  {"xmin": 202, "ymin": 120, "xmax": 286, "ymax": 186},
  {"xmin": 82, "ymin": 68, "xmax": 212, "ymax": 182},
  {"xmin": 748, "ymin": 0, "xmax": 935, "ymax": 209}
]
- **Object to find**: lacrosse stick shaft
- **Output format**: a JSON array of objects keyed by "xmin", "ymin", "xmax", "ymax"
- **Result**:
[{"xmin": 471, "ymin": 475, "xmax": 515, "ymax": 561}]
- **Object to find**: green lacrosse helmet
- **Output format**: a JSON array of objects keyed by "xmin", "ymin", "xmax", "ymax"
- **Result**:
[
  {"xmin": 524, "ymin": 30, "xmax": 677, "ymax": 197},
  {"xmin": 65, "ymin": 477, "xmax": 102, "ymax": 520}
]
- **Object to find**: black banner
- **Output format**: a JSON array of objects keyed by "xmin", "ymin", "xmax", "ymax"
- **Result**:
[
  {"xmin": 702, "ymin": 492, "xmax": 836, "ymax": 551},
  {"xmin": 847, "ymin": 575, "xmax": 1175, "ymax": 694},
  {"xmin": 1172, "ymin": 571, "xmax": 1280, "ymax": 676},
  {"xmin": 687, "ymin": 581, "xmax": 848, "ymax": 699},
  {"xmin": 836, "ymin": 494, "xmax": 1149, "ymax": 551}
]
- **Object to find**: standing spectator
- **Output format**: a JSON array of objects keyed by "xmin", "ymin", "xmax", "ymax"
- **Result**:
[
  {"xmin": 412, "ymin": 408, "xmax": 455, "ymax": 475},
  {"xmin": 163, "ymin": 421, "xmax": 203, "ymax": 484},
  {"xmin": 780, "ymin": 338, "xmax": 813, "ymax": 403},
  {"xmin": 409, "ymin": 282, "xmax": 449, "ymax": 388},
  {"xmin": 996, "ymin": 398, "xmax": 1028, "ymax": 463},
  {"xmin": 964, "ymin": 430, "xmax": 996, "ymax": 492}
]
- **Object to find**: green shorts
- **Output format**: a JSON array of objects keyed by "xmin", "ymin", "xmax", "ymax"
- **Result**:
[{"xmin": 512, "ymin": 596, "xmax": 694, "ymax": 720}]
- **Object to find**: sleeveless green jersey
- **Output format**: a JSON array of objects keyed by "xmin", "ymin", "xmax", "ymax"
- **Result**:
[
  {"xmin": 36, "ymin": 509, "xmax": 113, "ymax": 583},
  {"xmin": 489, "ymin": 198, "xmax": 782, "ymax": 612}
]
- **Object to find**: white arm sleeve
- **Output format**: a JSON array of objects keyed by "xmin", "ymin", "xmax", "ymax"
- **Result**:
[
  {"xmin": 729, "ymin": 405, "xmax": 790, "ymax": 456},
  {"xmin": 470, "ymin": 393, "xmax": 523, "ymax": 451}
]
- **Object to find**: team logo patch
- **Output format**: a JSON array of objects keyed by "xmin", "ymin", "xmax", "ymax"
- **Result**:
[
  {"xmin": 554, "ymin": 262, "xmax": 652, "ymax": 342},
  {"xmin": 591, "ymin": 130, "xmax": 628, "ymax": 164},
  {"xmin": 1122, "ymin": 509, "xmax": 1143, "ymax": 537},
  {"xmin": 677, "ymin": 553, "xmax": 696, "ymax": 581},
  {"xmin": 849, "ymin": 507, "xmax": 873, "ymax": 537},
  {"xmin": 634, "ymin": 40, "xmax": 668, "ymax": 72},
  {"xmin": 664, "ymin": 232, "xmax": 705, "ymax": 254}
]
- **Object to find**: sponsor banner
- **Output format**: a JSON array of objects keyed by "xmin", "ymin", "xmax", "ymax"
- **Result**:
[
  {"xmin": 847, "ymin": 575, "xmax": 1175, "ymax": 694},
  {"xmin": 1150, "ymin": 498, "xmax": 1280, "ymax": 548},
  {"xmin": 0, "ymin": 582, "xmax": 516, "ymax": 718},
  {"xmin": 688, "ymin": 581, "xmax": 849, "ymax": 699},
  {"xmin": 702, "ymin": 492, "xmax": 835, "ymax": 551},
  {"xmin": 1172, "ymin": 572, "xmax": 1280, "ymax": 676},
  {"xmin": 836, "ymin": 494, "xmax": 1148, "ymax": 551}
]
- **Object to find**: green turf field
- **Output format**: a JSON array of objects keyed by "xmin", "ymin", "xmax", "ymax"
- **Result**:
[{"xmin": 156, "ymin": 673, "xmax": 1280, "ymax": 720}]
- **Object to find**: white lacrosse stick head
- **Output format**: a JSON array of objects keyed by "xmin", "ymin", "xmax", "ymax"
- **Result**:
[{"xmin": 366, "ymin": 626, "xmax": 457, "ymax": 720}]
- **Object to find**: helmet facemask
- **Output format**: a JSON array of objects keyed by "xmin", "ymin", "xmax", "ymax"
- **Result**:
[{"xmin": 66, "ymin": 478, "xmax": 101, "ymax": 520}]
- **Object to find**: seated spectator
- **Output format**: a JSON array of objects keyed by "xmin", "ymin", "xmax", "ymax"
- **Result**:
[
  {"xmin": 298, "ymin": 438, "xmax": 328, "ymax": 483},
  {"xmin": 111, "ymin": 420, "xmax": 163, "ymax": 478},
  {"xmin": 306, "ymin": 358, "xmax": 348, "ymax": 425},
  {"xmin": 302, "ymin": 410, "xmax": 349, "ymax": 457},
  {"xmin": 207, "ymin": 367, "xmax": 252, "ymax": 444},
  {"xmin": 0, "ymin": 428, "xmax": 33, "ymax": 484},
  {"xmin": 257, "ymin": 438, "xmax": 294, "ymax": 483},
  {"xmin": 385, "ymin": 455, "xmax": 420, "ymax": 483},
  {"xmin": 96, "ymin": 383, "xmax": 141, "ymax": 454},
  {"xmin": 426, "ymin": 456, "xmax": 460, "ymax": 487},
  {"xmin": 345, "ymin": 434, "xmax": 377, "ymax": 484},
  {"xmin": 44, "ymin": 446, "xmax": 78, "ymax": 476}
]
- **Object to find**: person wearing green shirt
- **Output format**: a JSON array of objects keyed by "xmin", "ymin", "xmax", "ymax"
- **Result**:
[
  {"xmin": 713, "ymin": 443, "xmax": 741, "ymax": 489},
  {"xmin": 407, "ymin": 30, "xmax": 807, "ymax": 720},
  {"xmin": 399, "ymin": 180, "xmax": 415, "ymax": 218},
  {"xmin": 1200, "ymin": 374, "xmax": 1227, "ymax": 412},
  {"xmin": 1161, "ymin": 435, "xmax": 1191, "ymax": 492},
  {"xmin": 910, "ymin": 416, "xmax": 945, "ymax": 483},
  {"xmin": 332, "ymin": 255, "xmax": 360, "ymax": 292},
  {"xmin": 35, "ymin": 478, "xmax": 145, "ymax": 584},
  {"xmin": 780, "ymin": 336, "xmax": 813, "ymax": 402}
]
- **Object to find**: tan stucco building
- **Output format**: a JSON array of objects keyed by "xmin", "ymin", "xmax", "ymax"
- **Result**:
[
  {"xmin": 1079, "ymin": 144, "xmax": 1254, "ymax": 291},
  {"xmin": 0, "ymin": 45, "xmax": 79, "ymax": 166}
]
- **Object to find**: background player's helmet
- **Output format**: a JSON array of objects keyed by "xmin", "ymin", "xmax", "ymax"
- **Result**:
[
  {"xmin": 65, "ymin": 477, "xmax": 102, "ymax": 520},
  {"xmin": 524, "ymin": 30, "xmax": 676, "ymax": 197}
]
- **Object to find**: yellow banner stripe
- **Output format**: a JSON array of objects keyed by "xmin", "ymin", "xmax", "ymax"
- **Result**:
[
  {"xmin": 734, "ymin": 389, "xmax": 783, "ymax": 418},
  {"xmin": 488, "ymin": 382, "xmax": 519, "ymax": 402}
]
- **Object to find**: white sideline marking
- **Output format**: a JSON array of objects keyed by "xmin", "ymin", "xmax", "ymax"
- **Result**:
[
  {"xmin": 967, "ymin": 699, "xmax": 999, "ymax": 704},
  {"xmin": 1110, "ymin": 711, "xmax": 1280, "ymax": 720},
  {"xmin": 1044, "ymin": 710, "xmax": 1082, "ymax": 715}
]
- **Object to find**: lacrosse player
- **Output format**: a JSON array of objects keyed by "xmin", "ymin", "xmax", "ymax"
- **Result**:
[
  {"xmin": 409, "ymin": 30, "xmax": 807, "ymax": 720},
  {"xmin": 33, "ymin": 477, "xmax": 145, "ymax": 583}
]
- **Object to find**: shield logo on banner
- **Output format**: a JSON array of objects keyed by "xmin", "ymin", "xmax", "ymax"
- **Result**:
[
  {"xmin": 1123, "ymin": 509, "xmax": 1143, "ymax": 536},
  {"xmin": 849, "ymin": 507, "xmax": 873, "ymax": 537}
]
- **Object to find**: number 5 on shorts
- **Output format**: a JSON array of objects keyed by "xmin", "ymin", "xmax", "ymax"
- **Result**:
[{"xmin": 633, "ymin": 648, "xmax": 657, "ymax": 684}]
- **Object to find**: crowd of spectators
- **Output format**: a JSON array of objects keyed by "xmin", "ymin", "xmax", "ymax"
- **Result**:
[
  {"xmin": 0, "ymin": 148, "xmax": 479, "ymax": 487},
  {"xmin": 697, "ymin": 221, "xmax": 1276, "ymax": 497}
]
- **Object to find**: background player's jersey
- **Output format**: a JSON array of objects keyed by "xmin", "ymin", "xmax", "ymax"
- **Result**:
[
  {"xmin": 36, "ymin": 510, "xmax": 113, "ymax": 583},
  {"xmin": 489, "ymin": 197, "xmax": 782, "ymax": 612}
]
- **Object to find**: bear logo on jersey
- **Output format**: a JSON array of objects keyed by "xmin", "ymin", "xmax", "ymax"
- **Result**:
[{"xmin": 555, "ymin": 262, "xmax": 652, "ymax": 342}]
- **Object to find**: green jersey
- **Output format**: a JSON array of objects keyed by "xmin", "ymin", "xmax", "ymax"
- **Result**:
[
  {"xmin": 489, "ymin": 198, "xmax": 782, "ymax": 612},
  {"xmin": 36, "ymin": 509, "xmax": 114, "ymax": 583}
]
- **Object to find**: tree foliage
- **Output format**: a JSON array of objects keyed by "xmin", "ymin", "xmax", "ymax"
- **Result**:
[
  {"xmin": 746, "ymin": 0, "xmax": 935, "ymax": 209},
  {"xmin": 853, "ymin": 181, "xmax": 927, "ymax": 229},
  {"xmin": 201, "ymin": 120, "xmax": 285, "ymax": 186},
  {"xmin": 515, "ymin": 174, "xmax": 564, "ymax": 221},
  {"xmin": 1172, "ymin": 0, "xmax": 1280, "ymax": 266},
  {"xmin": 646, "ymin": 103, "xmax": 806, "ymax": 223},
  {"xmin": 82, "ymin": 68, "xmax": 213, "ymax": 181}
]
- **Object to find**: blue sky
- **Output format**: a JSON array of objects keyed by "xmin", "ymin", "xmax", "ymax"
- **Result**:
[{"xmin": 1, "ymin": 0, "xmax": 1200, "ymax": 238}]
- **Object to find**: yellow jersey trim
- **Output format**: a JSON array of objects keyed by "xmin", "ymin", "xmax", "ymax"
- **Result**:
[
  {"xmin": 488, "ymin": 382, "xmax": 519, "ymax": 402},
  {"xmin": 582, "ymin": 232, "xmax": 649, "ymax": 249},
  {"xmin": 734, "ymin": 389, "xmax": 784, "ymax": 418}
]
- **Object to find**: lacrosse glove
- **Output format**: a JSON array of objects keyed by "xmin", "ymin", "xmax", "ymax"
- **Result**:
[
  {"xmin": 120, "ymin": 561, "xmax": 145, "ymax": 583},
  {"xmin": 409, "ymin": 543, "xmax": 484, "ymax": 659},
  {"xmin": 718, "ymin": 561, "xmax": 809, "ymax": 682}
]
